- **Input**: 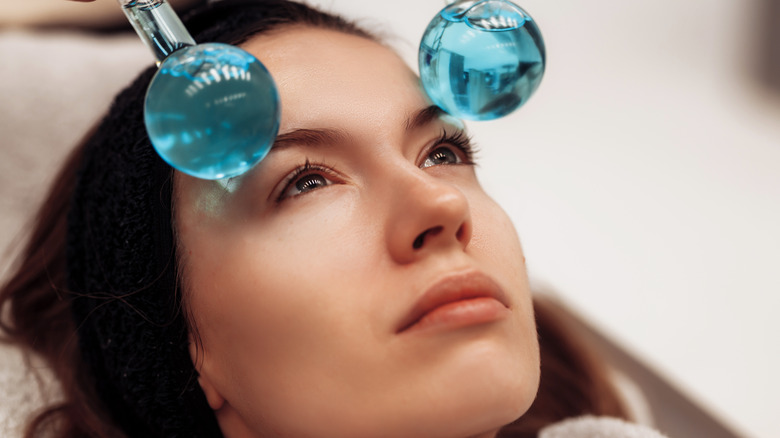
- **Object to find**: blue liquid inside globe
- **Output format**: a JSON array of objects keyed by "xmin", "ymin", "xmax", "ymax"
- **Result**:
[
  {"xmin": 419, "ymin": 0, "xmax": 546, "ymax": 121},
  {"xmin": 145, "ymin": 43, "xmax": 280, "ymax": 180}
]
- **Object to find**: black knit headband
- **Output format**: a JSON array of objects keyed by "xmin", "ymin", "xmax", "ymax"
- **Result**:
[{"xmin": 66, "ymin": 63, "xmax": 221, "ymax": 436}]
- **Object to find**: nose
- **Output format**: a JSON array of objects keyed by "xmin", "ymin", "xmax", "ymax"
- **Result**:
[{"xmin": 384, "ymin": 168, "xmax": 473, "ymax": 265}]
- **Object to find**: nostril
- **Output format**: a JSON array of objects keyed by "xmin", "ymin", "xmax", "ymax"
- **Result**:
[
  {"xmin": 412, "ymin": 226, "xmax": 443, "ymax": 250},
  {"xmin": 456, "ymin": 224, "xmax": 465, "ymax": 241}
]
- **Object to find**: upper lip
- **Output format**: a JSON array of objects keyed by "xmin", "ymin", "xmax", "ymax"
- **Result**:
[{"xmin": 396, "ymin": 270, "xmax": 510, "ymax": 333}]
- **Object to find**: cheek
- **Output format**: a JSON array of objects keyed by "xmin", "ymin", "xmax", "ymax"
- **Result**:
[
  {"xmin": 184, "ymin": 191, "xmax": 367, "ymax": 361},
  {"xmin": 468, "ymin": 191, "xmax": 528, "ymax": 277},
  {"xmin": 467, "ymin": 190, "xmax": 539, "ymax": 377},
  {"xmin": 181, "ymin": 193, "xmax": 398, "ymax": 433}
]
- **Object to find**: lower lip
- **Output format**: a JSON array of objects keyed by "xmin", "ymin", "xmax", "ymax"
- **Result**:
[{"xmin": 404, "ymin": 297, "xmax": 509, "ymax": 334}]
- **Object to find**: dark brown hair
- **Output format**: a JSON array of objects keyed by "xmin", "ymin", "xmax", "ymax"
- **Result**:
[{"xmin": 0, "ymin": 1, "xmax": 628, "ymax": 437}]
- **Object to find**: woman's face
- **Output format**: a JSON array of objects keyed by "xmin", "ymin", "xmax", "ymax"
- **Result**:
[{"xmin": 176, "ymin": 27, "xmax": 539, "ymax": 438}]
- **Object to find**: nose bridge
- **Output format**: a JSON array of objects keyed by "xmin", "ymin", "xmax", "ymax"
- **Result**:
[{"xmin": 382, "ymin": 162, "xmax": 472, "ymax": 264}]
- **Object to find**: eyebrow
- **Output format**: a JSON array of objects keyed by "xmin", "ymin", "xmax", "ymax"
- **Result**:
[
  {"xmin": 405, "ymin": 105, "xmax": 446, "ymax": 132},
  {"xmin": 270, "ymin": 128, "xmax": 350, "ymax": 152},
  {"xmin": 269, "ymin": 105, "xmax": 446, "ymax": 152}
]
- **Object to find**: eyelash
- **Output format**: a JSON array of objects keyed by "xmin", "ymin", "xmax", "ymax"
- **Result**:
[{"xmin": 276, "ymin": 129, "xmax": 477, "ymax": 202}]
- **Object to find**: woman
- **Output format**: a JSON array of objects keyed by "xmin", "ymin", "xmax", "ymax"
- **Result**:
[{"xmin": 1, "ymin": 1, "xmax": 642, "ymax": 437}]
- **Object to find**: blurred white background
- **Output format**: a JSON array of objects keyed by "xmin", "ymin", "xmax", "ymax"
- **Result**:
[
  {"xmin": 312, "ymin": 1, "xmax": 779, "ymax": 437},
  {"xmin": 1, "ymin": 0, "xmax": 778, "ymax": 437}
]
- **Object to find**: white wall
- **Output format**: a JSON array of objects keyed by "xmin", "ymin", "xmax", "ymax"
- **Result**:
[{"xmin": 312, "ymin": 1, "xmax": 779, "ymax": 437}]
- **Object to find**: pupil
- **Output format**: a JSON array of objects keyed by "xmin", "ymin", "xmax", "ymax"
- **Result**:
[
  {"xmin": 296, "ymin": 174, "xmax": 326, "ymax": 193},
  {"xmin": 432, "ymin": 148, "xmax": 456, "ymax": 164}
]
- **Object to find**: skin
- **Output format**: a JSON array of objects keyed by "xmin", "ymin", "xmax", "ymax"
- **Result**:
[{"xmin": 175, "ymin": 27, "xmax": 540, "ymax": 438}]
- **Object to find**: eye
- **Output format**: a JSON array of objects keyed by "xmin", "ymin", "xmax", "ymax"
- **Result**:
[
  {"xmin": 419, "ymin": 129, "xmax": 477, "ymax": 169},
  {"xmin": 278, "ymin": 163, "xmax": 335, "ymax": 201},
  {"xmin": 422, "ymin": 146, "xmax": 461, "ymax": 168}
]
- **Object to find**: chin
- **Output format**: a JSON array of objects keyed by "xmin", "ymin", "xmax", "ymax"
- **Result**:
[
  {"xmin": 267, "ymin": 336, "xmax": 539, "ymax": 438},
  {"xmin": 402, "ymin": 336, "xmax": 540, "ymax": 438},
  {"xmin": 459, "ymin": 340, "xmax": 537, "ymax": 426}
]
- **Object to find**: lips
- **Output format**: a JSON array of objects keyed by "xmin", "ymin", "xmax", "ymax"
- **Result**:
[{"xmin": 396, "ymin": 271, "xmax": 510, "ymax": 334}]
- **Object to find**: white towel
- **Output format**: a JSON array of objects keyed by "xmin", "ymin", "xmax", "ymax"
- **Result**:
[{"xmin": 539, "ymin": 416, "xmax": 669, "ymax": 438}]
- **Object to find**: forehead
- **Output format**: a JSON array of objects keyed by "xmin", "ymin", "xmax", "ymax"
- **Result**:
[{"xmin": 241, "ymin": 26, "xmax": 428, "ymax": 135}]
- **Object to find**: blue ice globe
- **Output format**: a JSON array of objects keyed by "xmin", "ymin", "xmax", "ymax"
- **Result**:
[
  {"xmin": 145, "ymin": 43, "xmax": 280, "ymax": 180},
  {"xmin": 419, "ymin": 0, "xmax": 546, "ymax": 121}
]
